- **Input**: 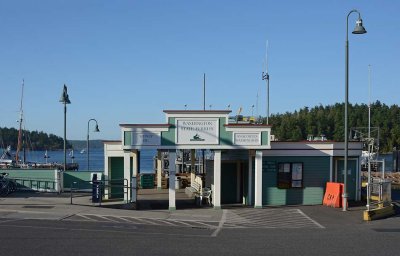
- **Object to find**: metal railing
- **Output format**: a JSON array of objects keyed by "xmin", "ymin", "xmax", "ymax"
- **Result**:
[
  {"xmin": 9, "ymin": 177, "xmax": 60, "ymax": 193},
  {"xmin": 366, "ymin": 178, "xmax": 392, "ymax": 210},
  {"xmin": 70, "ymin": 179, "xmax": 129, "ymax": 206}
]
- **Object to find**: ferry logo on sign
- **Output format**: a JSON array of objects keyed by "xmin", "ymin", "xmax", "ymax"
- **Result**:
[{"xmin": 190, "ymin": 134, "xmax": 205, "ymax": 141}]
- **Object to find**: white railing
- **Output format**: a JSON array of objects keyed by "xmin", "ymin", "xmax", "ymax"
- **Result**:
[{"xmin": 366, "ymin": 178, "xmax": 392, "ymax": 210}]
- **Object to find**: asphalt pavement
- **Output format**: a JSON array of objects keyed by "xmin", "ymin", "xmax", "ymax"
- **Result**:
[
  {"xmin": 0, "ymin": 188, "xmax": 399, "ymax": 227},
  {"xmin": 1, "ymin": 189, "xmax": 400, "ymax": 256}
]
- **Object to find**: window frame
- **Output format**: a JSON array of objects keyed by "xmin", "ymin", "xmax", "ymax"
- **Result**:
[{"xmin": 277, "ymin": 162, "xmax": 304, "ymax": 189}]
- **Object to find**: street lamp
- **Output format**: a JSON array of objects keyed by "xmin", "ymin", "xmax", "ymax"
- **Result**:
[
  {"xmin": 59, "ymin": 84, "xmax": 71, "ymax": 171},
  {"xmin": 87, "ymin": 119, "xmax": 100, "ymax": 171},
  {"xmin": 343, "ymin": 9, "xmax": 367, "ymax": 211}
]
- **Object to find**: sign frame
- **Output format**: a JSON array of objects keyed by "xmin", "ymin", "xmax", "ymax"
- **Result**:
[
  {"xmin": 175, "ymin": 118, "xmax": 219, "ymax": 145},
  {"xmin": 131, "ymin": 132, "xmax": 161, "ymax": 146},
  {"xmin": 233, "ymin": 132, "xmax": 261, "ymax": 146}
]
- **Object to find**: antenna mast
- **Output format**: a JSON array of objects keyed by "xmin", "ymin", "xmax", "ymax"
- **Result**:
[
  {"xmin": 262, "ymin": 41, "xmax": 270, "ymax": 125},
  {"xmin": 256, "ymin": 90, "xmax": 259, "ymax": 118},
  {"xmin": 203, "ymin": 73, "xmax": 206, "ymax": 111},
  {"xmin": 368, "ymin": 65, "xmax": 371, "ymax": 138}
]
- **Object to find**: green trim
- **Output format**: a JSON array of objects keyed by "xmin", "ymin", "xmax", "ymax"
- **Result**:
[
  {"xmin": 254, "ymin": 205, "xmax": 263, "ymax": 209},
  {"xmin": 213, "ymin": 206, "xmax": 221, "ymax": 210},
  {"xmin": 261, "ymin": 131, "xmax": 269, "ymax": 145},
  {"xmin": 124, "ymin": 131, "xmax": 131, "ymax": 146},
  {"xmin": 168, "ymin": 207, "xmax": 176, "ymax": 211},
  {"xmin": 64, "ymin": 171, "xmax": 102, "ymax": 189},
  {"xmin": 161, "ymin": 117, "xmax": 176, "ymax": 145},
  {"xmin": 219, "ymin": 117, "xmax": 232, "ymax": 145}
]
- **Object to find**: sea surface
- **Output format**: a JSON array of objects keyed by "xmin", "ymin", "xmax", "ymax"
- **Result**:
[
  {"xmin": 376, "ymin": 153, "xmax": 394, "ymax": 172},
  {"xmin": 4, "ymin": 149, "xmax": 397, "ymax": 173},
  {"xmin": 10, "ymin": 148, "xmax": 156, "ymax": 173}
]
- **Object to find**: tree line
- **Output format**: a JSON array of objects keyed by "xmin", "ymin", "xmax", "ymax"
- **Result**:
[
  {"xmin": 0, "ymin": 127, "xmax": 72, "ymax": 151},
  {"xmin": 2, "ymin": 101, "xmax": 399, "ymax": 153},
  {"xmin": 266, "ymin": 101, "xmax": 400, "ymax": 153}
]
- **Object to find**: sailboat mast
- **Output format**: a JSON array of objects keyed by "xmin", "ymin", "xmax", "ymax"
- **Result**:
[{"xmin": 15, "ymin": 80, "xmax": 24, "ymax": 163}]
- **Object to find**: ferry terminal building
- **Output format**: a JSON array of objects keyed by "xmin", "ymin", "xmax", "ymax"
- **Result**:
[{"xmin": 103, "ymin": 110, "xmax": 362, "ymax": 210}]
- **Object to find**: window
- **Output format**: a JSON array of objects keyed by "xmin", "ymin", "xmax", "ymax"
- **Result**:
[{"xmin": 277, "ymin": 162, "xmax": 303, "ymax": 189}]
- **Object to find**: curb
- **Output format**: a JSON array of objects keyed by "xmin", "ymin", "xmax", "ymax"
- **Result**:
[{"xmin": 363, "ymin": 204, "xmax": 396, "ymax": 221}]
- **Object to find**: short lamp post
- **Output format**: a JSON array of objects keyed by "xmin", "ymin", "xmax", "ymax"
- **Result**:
[
  {"xmin": 59, "ymin": 85, "xmax": 71, "ymax": 171},
  {"xmin": 343, "ymin": 9, "xmax": 367, "ymax": 211},
  {"xmin": 87, "ymin": 119, "xmax": 100, "ymax": 171}
]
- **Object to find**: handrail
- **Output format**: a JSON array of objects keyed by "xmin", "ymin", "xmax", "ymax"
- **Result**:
[
  {"xmin": 70, "ymin": 178, "xmax": 130, "ymax": 205},
  {"xmin": 366, "ymin": 179, "xmax": 392, "ymax": 210},
  {"xmin": 8, "ymin": 177, "xmax": 59, "ymax": 192}
]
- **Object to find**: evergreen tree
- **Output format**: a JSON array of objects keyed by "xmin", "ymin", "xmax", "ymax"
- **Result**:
[
  {"xmin": 267, "ymin": 101, "xmax": 400, "ymax": 153},
  {"xmin": 0, "ymin": 127, "xmax": 71, "ymax": 150}
]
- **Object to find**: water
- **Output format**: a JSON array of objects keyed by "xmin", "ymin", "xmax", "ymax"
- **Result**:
[
  {"xmin": 9, "ymin": 149, "xmax": 156, "ymax": 173},
  {"xmin": 8, "ymin": 150, "xmax": 397, "ymax": 173},
  {"xmin": 377, "ymin": 153, "xmax": 393, "ymax": 172}
]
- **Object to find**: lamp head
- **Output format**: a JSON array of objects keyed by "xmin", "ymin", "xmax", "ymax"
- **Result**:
[
  {"xmin": 94, "ymin": 124, "xmax": 100, "ymax": 132},
  {"xmin": 352, "ymin": 18, "xmax": 367, "ymax": 34},
  {"xmin": 59, "ymin": 84, "xmax": 71, "ymax": 104}
]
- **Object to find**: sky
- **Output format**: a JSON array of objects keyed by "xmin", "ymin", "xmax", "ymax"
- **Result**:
[{"xmin": 0, "ymin": 0, "xmax": 399, "ymax": 141}]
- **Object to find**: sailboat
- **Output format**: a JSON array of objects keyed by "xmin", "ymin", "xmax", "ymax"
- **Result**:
[
  {"xmin": 15, "ymin": 80, "xmax": 25, "ymax": 164},
  {"xmin": 69, "ymin": 150, "xmax": 75, "ymax": 163},
  {"xmin": 0, "ymin": 146, "xmax": 13, "ymax": 168},
  {"xmin": 0, "ymin": 80, "xmax": 79, "ymax": 170},
  {"xmin": 44, "ymin": 150, "xmax": 50, "ymax": 163}
]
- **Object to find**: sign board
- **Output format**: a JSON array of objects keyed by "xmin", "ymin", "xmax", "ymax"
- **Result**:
[
  {"xmin": 233, "ymin": 132, "xmax": 261, "ymax": 146},
  {"xmin": 131, "ymin": 132, "xmax": 161, "ymax": 146},
  {"xmin": 176, "ymin": 119, "xmax": 219, "ymax": 145}
]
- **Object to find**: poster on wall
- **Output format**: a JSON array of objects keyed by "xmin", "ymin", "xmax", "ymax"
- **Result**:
[
  {"xmin": 291, "ymin": 163, "xmax": 303, "ymax": 188},
  {"xmin": 176, "ymin": 119, "xmax": 219, "ymax": 145},
  {"xmin": 292, "ymin": 163, "xmax": 303, "ymax": 179}
]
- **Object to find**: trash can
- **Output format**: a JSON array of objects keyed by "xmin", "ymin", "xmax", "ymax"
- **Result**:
[
  {"xmin": 92, "ymin": 180, "xmax": 101, "ymax": 203},
  {"xmin": 140, "ymin": 174, "xmax": 154, "ymax": 189}
]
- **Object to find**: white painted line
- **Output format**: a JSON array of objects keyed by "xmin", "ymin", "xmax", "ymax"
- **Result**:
[
  {"xmin": 117, "ymin": 216, "xmax": 142, "ymax": 224},
  {"xmin": 95, "ymin": 215, "xmax": 120, "ymax": 223},
  {"xmin": 168, "ymin": 220, "xmax": 193, "ymax": 227},
  {"xmin": 296, "ymin": 209, "xmax": 325, "ymax": 229},
  {"xmin": 153, "ymin": 219, "xmax": 178, "ymax": 226},
  {"xmin": 211, "ymin": 209, "xmax": 227, "ymax": 237},
  {"xmin": 77, "ymin": 214, "xmax": 94, "ymax": 220},
  {"xmin": 0, "ymin": 219, "xmax": 19, "ymax": 224},
  {"xmin": 134, "ymin": 218, "xmax": 159, "ymax": 225},
  {"xmin": 195, "ymin": 221, "xmax": 218, "ymax": 229}
]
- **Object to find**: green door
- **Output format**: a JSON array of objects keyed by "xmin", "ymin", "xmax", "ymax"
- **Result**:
[
  {"xmin": 336, "ymin": 159, "xmax": 357, "ymax": 200},
  {"xmin": 221, "ymin": 162, "xmax": 238, "ymax": 204},
  {"xmin": 109, "ymin": 157, "xmax": 124, "ymax": 199}
]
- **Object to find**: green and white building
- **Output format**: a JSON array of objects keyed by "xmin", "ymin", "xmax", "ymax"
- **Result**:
[{"xmin": 103, "ymin": 110, "xmax": 363, "ymax": 210}]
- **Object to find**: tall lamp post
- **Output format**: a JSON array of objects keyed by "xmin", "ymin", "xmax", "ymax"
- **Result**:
[
  {"xmin": 262, "ymin": 40, "xmax": 270, "ymax": 125},
  {"xmin": 343, "ymin": 10, "xmax": 367, "ymax": 211},
  {"xmin": 87, "ymin": 119, "xmax": 100, "ymax": 171},
  {"xmin": 59, "ymin": 85, "xmax": 71, "ymax": 171}
]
